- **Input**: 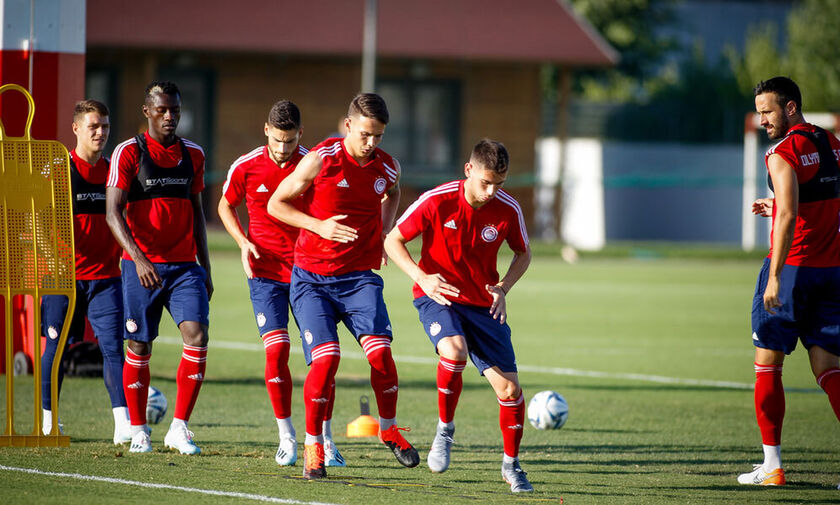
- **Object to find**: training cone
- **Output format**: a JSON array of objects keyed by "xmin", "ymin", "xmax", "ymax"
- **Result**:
[{"xmin": 346, "ymin": 395, "xmax": 379, "ymax": 437}]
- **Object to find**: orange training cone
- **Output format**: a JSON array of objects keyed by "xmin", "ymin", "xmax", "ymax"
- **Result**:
[{"xmin": 346, "ymin": 395, "xmax": 379, "ymax": 437}]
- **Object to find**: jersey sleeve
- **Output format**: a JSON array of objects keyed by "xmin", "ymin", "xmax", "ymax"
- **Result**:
[
  {"xmin": 222, "ymin": 159, "xmax": 246, "ymax": 206},
  {"xmin": 107, "ymin": 140, "xmax": 139, "ymax": 191},
  {"xmin": 500, "ymin": 193, "xmax": 529, "ymax": 252},
  {"xmin": 188, "ymin": 145, "xmax": 206, "ymax": 194},
  {"xmin": 396, "ymin": 193, "xmax": 432, "ymax": 242}
]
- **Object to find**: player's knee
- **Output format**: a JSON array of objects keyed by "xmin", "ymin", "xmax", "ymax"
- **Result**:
[
  {"xmin": 496, "ymin": 381, "xmax": 521, "ymax": 401},
  {"xmin": 127, "ymin": 340, "xmax": 151, "ymax": 356},
  {"xmin": 179, "ymin": 322, "xmax": 208, "ymax": 347}
]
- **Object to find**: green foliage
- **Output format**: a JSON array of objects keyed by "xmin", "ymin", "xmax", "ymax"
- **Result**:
[
  {"xmin": 731, "ymin": 0, "xmax": 840, "ymax": 112},
  {"xmin": 571, "ymin": 0, "xmax": 679, "ymax": 100},
  {"xmin": 787, "ymin": 0, "xmax": 840, "ymax": 111}
]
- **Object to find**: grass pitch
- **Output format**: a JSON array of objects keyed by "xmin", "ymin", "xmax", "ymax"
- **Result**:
[{"xmin": 2, "ymin": 244, "xmax": 839, "ymax": 505}]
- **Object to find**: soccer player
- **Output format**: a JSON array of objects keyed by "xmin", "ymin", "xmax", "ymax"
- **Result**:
[
  {"xmin": 40, "ymin": 99, "xmax": 130, "ymax": 444},
  {"xmin": 218, "ymin": 100, "xmax": 345, "ymax": 467},
  {"xmin": 267, "ymin": 93, "xmax": 419, "ymax": 479},
  {"xmin": 106, "ymin": 81, "xmax": 213, "ymax": 455},
  {"xmin": 738, "ymin": 76, "xmax": 840, "ymax": 486},
  {"xmin": 384, "ymin": 139, "xmax": 534, "ymax": 493}
]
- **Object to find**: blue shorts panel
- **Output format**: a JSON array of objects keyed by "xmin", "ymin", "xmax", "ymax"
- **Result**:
[
  {"xmin": 247, "ymin": 277, "xmax": 292, "ymax": 334},
  {"xmin": 122, "ymin": 259, "xmax": 209, "ymax": 342},
  {"xmin": 41, "ymin": 278, "xmax": 123, "ymax": 348},
  {"xmin": 413, "ymin": 296, "xmax": 517, "ymax": 375},
  {"xmin": 751, "ymin": 258, "xmax": 840, "ymax": 355},
  {"xmin": 291, "ymin": 266, "xmax": 391, "ymax": 364}
]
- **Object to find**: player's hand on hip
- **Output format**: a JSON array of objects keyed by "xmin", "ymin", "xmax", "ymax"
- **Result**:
[
  {"xmin": 135, "ymin": 258, "xmax": 163, "ymax": 290},
  {"xmin": 752, "ymin": 198, "xmax": 774, "ymax": 217},
  {"xmin": 240, "ymin": 240, "xmax": 260, "ymax": 279},
  {"xmin": 763, "ymin": 276, "xmax": 781, "ymax": 314},
  {"xmin": 486, "ymin": 284, "xmax": 507, "ymax": 323},
  {"xmin": 317, "ymin": 214, "xmax": 358, "ymax": 243},
  {"xmin": 419, "ymin": 273, "xmax": 459, "ymax": 306}
]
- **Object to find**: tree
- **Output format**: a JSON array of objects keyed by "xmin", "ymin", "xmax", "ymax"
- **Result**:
[{"xmin": 731, "ymin": 0, "xmax": 840, "ymax": 112}]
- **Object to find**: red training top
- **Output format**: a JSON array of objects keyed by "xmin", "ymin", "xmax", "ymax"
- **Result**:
[
  {"xmin": 107, "ymin": 132, "xmax": 205, "ymax": 263},
  {"xmin": 396, "ymin": 180, "xmax": 529, "ymax": 307},
  {"xmin": 222, "ymin": 144, "xmax": 308, "ymax": 282},
  {"xmin": 294, "ymin": 137, "xmax": 398, "ymax": 276},
  {"xmin": 765, "ymin": 122, "xmax": 840, "ymax": 267},
  {"xmin": 70, "ymin": 150, "xmax": 121, "ymax": 279}
]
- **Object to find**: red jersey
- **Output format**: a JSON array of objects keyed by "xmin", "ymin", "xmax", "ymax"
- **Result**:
[
  {"xmin": 294, "ymin": 138, "xmax": 399, "ymax": 276},
  {"xmin": 765, "ymin": 122, "xmax": 840, "ymax": 267},
  {"xmin": 107, "ymin": 132, "xmax": 205, "ymax": 263},
  {"xmin": 222, "ymin": 144, "xmax": 308, "ymax": 282},
  {"xmin": 396, "ymin": 180, "xmax": 529, "ymax": 307},
  {"xmin": 69, "ymin": 151, "xmax": 121, "ymax": 279}
]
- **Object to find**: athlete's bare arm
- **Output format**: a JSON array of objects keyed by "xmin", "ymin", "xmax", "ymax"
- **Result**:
[
  {"xmin": 105, "ymin": 186, "xmax": 162, "ymax": 289},
  {"xmin": 191, "ymin": 192, "xmax": 213, "ymax": 300},
  {"xmin": 217, "ymin": 195, "xmax": 259, "ymax": 279},
  {"xmin": 380, "ymin": 160, "xmax": 401, "ymax": 266},
  {"xmin": 267, "ymin": 150, "xmax": 358, "ymax": 243},
  {"xmin": 384, "ymin": 227, "xmax": 460, "ymax": 306},
  {"xmin": 763, "ymin": 153, "xmax": 798, "ymax": 314},
  {"xmin": 487, "ymin": 245, "xmax": 532, "ymax": 323}
]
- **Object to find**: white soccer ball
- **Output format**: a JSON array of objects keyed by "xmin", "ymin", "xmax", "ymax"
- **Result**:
[
  {"xmin": 527, "ymin": 390, "xmax": 568, "ymax": 430},
  {"xmin": 146, "ymin": 386, "xmax": 168, "ymax": 424}
]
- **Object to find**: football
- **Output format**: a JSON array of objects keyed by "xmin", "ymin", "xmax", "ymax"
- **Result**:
[
  {"xmin": 527, "ymin": 390, "xmax": 568, "ymax": 430},
  {"xmin": 146, "ymin": 386, "xmax": 168, "ymax": 424}
]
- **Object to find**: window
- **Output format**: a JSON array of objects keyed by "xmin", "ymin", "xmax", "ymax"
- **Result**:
[{"xmin": 377, "ymin": 79, "xmax": 460, "ymax": 174}]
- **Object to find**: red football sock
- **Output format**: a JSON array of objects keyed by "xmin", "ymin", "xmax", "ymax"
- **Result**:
[
  {"xmin": 362, "ymin": 336, "xmax": 398, "ymax": 420},
  {"xmin": 817, "ymin": 367, "xmax": 840, "ymax": 422},
  {"xmin": 123, "ymin": 349, "xmax": 150, "ymax": 426},
  {"xmin": 173, "ymin": 344, "xmax": 207, "ymax": 422},
  {"xmin": 305, "ymin": 343, "xmax": 340, "ymax": 435},
  {"xmin": 498, "ymin": 391, "xmax": 525, "ymax": 458},
  {"xmin": 754, "ymin": 362, "xmax": 785, "ymax": 446},
  {"xmin": 324, "ymin": 376, "xmax": 336, "ymax": 423},
  {"xmin": 263, "ymin": 329, "xmax": 292, "ymax": 419},
  {"xmin": 437, "ymin": 357, "xmax": 466, "ymax": 423}
]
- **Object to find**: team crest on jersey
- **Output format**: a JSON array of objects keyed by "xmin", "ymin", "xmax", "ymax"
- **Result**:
[
  {"xmin": 47, "ymin": 326, "xmax": 59, "ymax": 340},
  {"xmin": 125, "ymin": 319, "xmax": 138, "ymax": 333},
  {"xmin": 374, "ymin": 177, "xmax": 387, "ymax": 194},
  {"xmin": 256, "ymin": 312, "xmax": 266, "ymax": 327},
  {"xmin": 429, "ymin": 322, "xmax": 442, "ymax": 337},
  {"xmin": 304, "ymin": 330, "xmax": 313, "ymax": 345},
  {"xmin": 481, "ymin": 224, "xmax": 499, "ymax": 242}
]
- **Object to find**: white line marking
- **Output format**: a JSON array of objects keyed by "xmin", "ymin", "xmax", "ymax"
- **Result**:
[
  {"xmin": 156, "ymin": 336, "xmax": 760, "ymax": 390},
  {"xmin": 0, "ymin": 465, "xmax": 340, "ymax": 505}
]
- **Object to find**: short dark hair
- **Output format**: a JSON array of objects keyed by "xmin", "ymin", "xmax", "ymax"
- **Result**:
[
  {"xmin": 470, "ymin": 139, "xmax": 509, "ymax": 174},
  {"xmin": 754, "ymin": 76, "xmax": 802, "ymax": 113},
  {"xmin": 348, "ymin": 93, "xmax": 389, "ymax": 125},
  {"xmin": 267, "ymin": 100, "xmax": 301, "ymax": 130},
  {"xmin": 144, "ymin": 80, "xmax": 180, "ymax": 105},
  {"xmin": 73, "ymin": 99, "xmax": 109, "ymax": 122}
]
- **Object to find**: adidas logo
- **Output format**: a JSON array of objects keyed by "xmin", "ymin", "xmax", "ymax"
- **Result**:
[
  {"xmin": 268, "ymin": 377, "xmax": 284, "ymax": 383},
  {"xmin": 126, "ymin": 381, "xmax": 145, "ymax": 390},
  {"xmin": 444, "ymin": 220, "xmax": 457, "ymax": 230},
  {"xmin": 337, "ymin": 178, "xmax": 349, "ymax": 188},
  {"xmin": 311, "ymin": 397, "xmax": 329, "ymax": 403},
  {"xmin": 382, "ymin": 385, "xmax": 399, "ymax": 394},
  {"xmin": 508, "ymin": 424, "xmax": 523, "ymax": 430},
  {"xmin": 256, "ymin": 184, "xmax": 269, "ymax": 193},
  {"xmin": 438, "ymin": 387, "xmax": 454, "ymax": 395},
  {"xmin": 385, "ymin": 324, "xmax": 392, "ymax": 331},
  {"xmin": 188, "ymin": 373, "xmax": 204, "ymax": 381},
  {"xmin": 752, "ymin": 332, "xmax": 759, "ymax": 341}
]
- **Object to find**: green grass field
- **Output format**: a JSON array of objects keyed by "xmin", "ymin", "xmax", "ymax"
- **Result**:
[{"xmin": 2, "ymin": 246, "xmax": 840, "ymax": 505}]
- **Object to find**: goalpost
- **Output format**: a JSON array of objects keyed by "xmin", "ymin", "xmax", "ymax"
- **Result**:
[{"xmin": 741, "ymin": 111, "xmax": 840, "ymax": 251}]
